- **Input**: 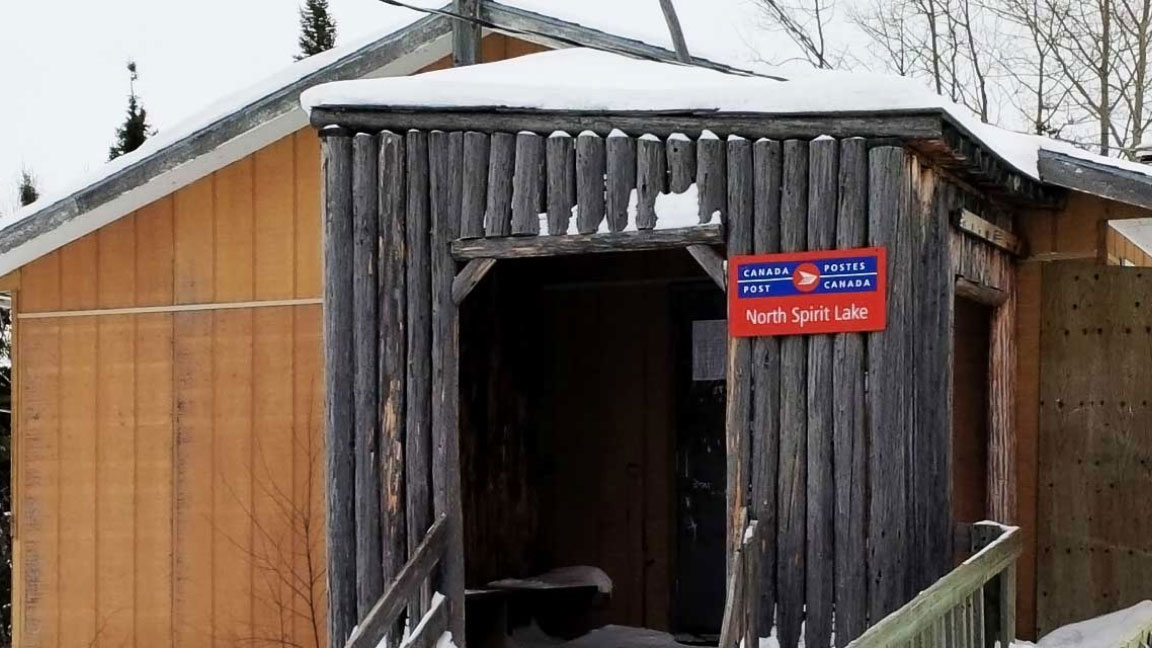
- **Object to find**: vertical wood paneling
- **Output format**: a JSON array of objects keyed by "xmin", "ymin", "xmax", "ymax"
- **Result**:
[
  {"xmin": 294, "ymin": 305, "xmax": 326, "ymax": 648},
  {"xmin": 135, "ymin": 312, "xmax": 174, "ymax": 645},
  {"xmin": 175, "ymin": 176, "xmax": 216, "ymax": 304},
  {"xmin": 215, "ymin": 158, "xmax": 256, "ymax": 303},
  {"xmin": 296, "ymin": 130, "xmax": 324, "ymax": 299},
  {"xmin": 256, "ymin": 135, "xmax": 298, "ymax": 301},
  {"xmin": 174, "ymin": 311, "xmax": 215, "ymax": 647},
  {"xmin": 136, "ymin": 197, "xmax": 176, "ymax": 306}
]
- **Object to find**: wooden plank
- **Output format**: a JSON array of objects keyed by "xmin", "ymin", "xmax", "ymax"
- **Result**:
[
  {"xmin": 546, "ymin": 132, "xmax": 575, "ymax": 235},
  {"xmin": 750, "ymin": 138, "xmax": 782, "ymax": 634},
  {"xmin": 955, "ymin": 277, "xmax": 1007, "ymax": 306},
  {"xmin": 405, "ymin": 129, "xmax": 435, "ymax": 618},
  {"xmin": 833, "ymin": 137, "xmax": 868, "ymax": 647},
  {"xmin": 867, "ymin": 146, "xmax": 910, "ymax": 621},
  {"xmin": 174, "ymin": 311, "xmax": 215, "ymax": 648},
  {"xmin": 354, "ymin": 132, "xmax": 385, "ymax": 617},
  {"xmin": 134, "ymin": 312, "xmax": 174, "ymax": 644},
  {"xmin": 719, "ymin": 510, "xmax": 748, "ymax": 648},
  {"xmin": 452, "ymin": 224, "xmax": 724, "ymax": 259},
  {"xmin": 213, "ymin": 157, "xmax": 256, "ymax": 302},
  {"xmin": 430, "ymin": 130, "xmax": 467, "ymax": 643},
  {"xmin": 987, "ymin": 277, "xmax": 1016, "ymax": 524},
  {"xmin": 686, "ymin": 245, "xmax": 726, "ymax": 290},
  {"xmin": 452, "ymin": 258, "xmax": 498, "ymax": 304},
  {"xmin": 97, "ymin": 214, "xmax": 138, "ymax": 308},
  {"xmin": 726, "ymin": 136, "xmax": 754, "ymax": 588},
  {"xmin": 666, "ymin": 135, "xmax": 696, "ymax": 193},
  {"xmin": 296, "ymin": 130, "xmax": 324, "ymax": 299},
  {"xmin": 213, "ymin": 309, "xmax": 255, "ymax": 646},
  {"xmin": 698, "ymin": 132, "xmax": 727, "ymax": 224},
  {"xmin": 512, "ymin": 132, "xmax": 544, "ymax": 235},
  {"xmin": 460, "ymin": 132, "xmax": 489, "ymax": 239},
  {"xmin": 576, "ymin": 132, "xmax": 606, "ymax": 234},
  {"xmin": 322, "ymin": 130, "xmax": 357, "ymax": 646},
  {"xmin": 292, "ymin": 304, "xmax": 327, "ymax": 648},
  {"xmin": 743, "ymin": 520, "xmax": 761, "ymax": 648},
  {"xmin": 379, "ymin": 131, "xmax": 409, "ymax": 604},
  {"xmin": 636, "ymin": 135, "xmax": 666, "ymax": 230},
  {"xmin": 805, "ymin": 136, "xmax": 838, "ymax": 648},
  {"xmin": 777, "ymin": 139, "xmax": 809, "ymax": 648},
  {"xmin": 174, "ymin": 175, "xmax": 216, "ymax": 304},
  {"xmin": 254, "ymin": 134, "xmax": 297, "ymax": 301},
  {"xmin": 954, "ymin": 209, "xmax": 1024, "ymax": 256},
  {"xmin": 346, "ymin": 516, "xmax": 448, "ymax": 648},
  {"xmin": 485, "ymin": 132, "xmax": 515, "ymax": 237},
  {"xmin": 606, "ymin": 132, "xmax": 637, "ymax": 232},
  {"xmin": 401, "ymin": 595, "xmax": 449, "ymax": 648},
  {"xmin": 1000, "ymin": 563, "xmax": 1017, "ymax": 648}
]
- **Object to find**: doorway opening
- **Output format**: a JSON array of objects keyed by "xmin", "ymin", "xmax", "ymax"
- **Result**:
[
  {"xmin": 952, "ymin": 296, "xmax": 992, "ymax": 528},
  {"xmin": 458, "ymin": 249, "xmax": 726, "ymax": 646}
]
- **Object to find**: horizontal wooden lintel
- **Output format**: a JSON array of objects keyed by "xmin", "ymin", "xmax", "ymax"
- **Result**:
[
  {"xmin": 955, "ymin": 276, "xmax": 1008, "ymax": 307},
  {"xmin": 17, "ymin": 297, "xmax": 323, "ymax": 320},
  {"xmin": 450, "ymin": 224, "xmax": 725, "ymax": 260},
  {"xmin": 953, "ymin": 209, "xmax": 1025, "ymax": 256}
]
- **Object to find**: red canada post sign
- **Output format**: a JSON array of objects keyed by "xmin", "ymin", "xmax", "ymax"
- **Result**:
[{"xmin": 728, "ymin": 247, "xmax": 888, "ymax": 337}]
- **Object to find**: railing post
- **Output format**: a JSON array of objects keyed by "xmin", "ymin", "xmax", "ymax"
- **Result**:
[
  {"xmin": 999, "ymin": 563, "xmax": 1017, "ymax": 648},
  {"xmin": 972, "ymin": 522, "xmax": 1015, "ymax": 648}
]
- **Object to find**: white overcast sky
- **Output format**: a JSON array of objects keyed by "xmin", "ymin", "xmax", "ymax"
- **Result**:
[{"xmin": 0, "ymin": 0, "xmax": 423, "ymax": 216}]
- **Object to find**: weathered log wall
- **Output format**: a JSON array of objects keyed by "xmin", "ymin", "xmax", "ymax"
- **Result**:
[{"xmin": 321, "ymin": 124, "xmax": 1014, "ymax": 648}]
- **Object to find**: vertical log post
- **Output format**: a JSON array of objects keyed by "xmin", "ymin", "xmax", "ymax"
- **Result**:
[
  {"xmin": 867, "ymin": 146, "xmax": 911, "ymax": 621},
  {"xmin": 353, "ymin": 132, "xmax": 384, "ymax": 618},
  {"xmin": 805, "ymin": 136, "xmax": 838, "ymax": 648},
  {"xmin": 405, "ymin": 129, "xmax": 434, "ymax": 617},
  {"xmin": 777, "ymin": 139, "xmax": 809, "ymax": 648},
  {"xmin": 512, "ymin": 132, "xmax": 544, "ymax": 236},
  {"xmin": 452, "ymin": 0, "xmax": 481, "ymax": 66},
  {"xmin": 725, "ymin": 135, "xmax": 753, "ymax": 598},
  {"xmin": 430, "ymin": 131, "xmax": 467, "ymax": 644},
  {"xmin": 751, "ymin": 138, "xmax": 782, "ymax": 635},
  {"xmin": 636, "ymin": 135, "xmax": 666, "ymax": 230},
  {"xmin": 667, "ymin": 134, "xmax": 696, "ymax": 193},
  {"xmin": 546, "ymin": 132, "xmax": 575, "ymax": 235},
  {"xmin": 698, "ymin": 131, "xmax": 727, "ymax": 224},
  {"xmin": 460, "ymin": 132, "xmax": 489, "ymax": 239},
  {"xmin": 485, "ymin": 132, "xmax": 515, "ymax": 237},
  {"xmin": 378, "ymin": 131, "xmax": 408, "ymax": 642},
  {"xmin": 606, "ymin": 130, "xmax": 637, "ymax": 232},
  {"xmin": 833, "ymin": 137, "xmax": 868, "ymax": 647},
  {"xmin": 322, "ymin": 127, "xmax": 357, "ymax": 647},
  {"xmin": 576, "ymin": 131, "xmax": 606, "ymax": 234}
]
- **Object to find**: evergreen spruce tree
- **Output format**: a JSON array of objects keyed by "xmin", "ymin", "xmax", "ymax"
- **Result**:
[
  {"xmin": 296, "ymin": 0, "xmax": 337, "ymax": 60},
  {"xmin": 17, "ymin": 169, "xmax": 38, "ymax": 207},
  {"xmin": 109, "ymin": 61, "xmax": 154, "ymax": 161}
]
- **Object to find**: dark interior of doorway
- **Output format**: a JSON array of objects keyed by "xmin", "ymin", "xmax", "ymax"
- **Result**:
[
  {"xmin": 952, "ymin": 296, "xmax": 991, "ymax": 529},
  {"xmin": 458, "ymin": 249, "xmax": 726, "ymax": 644}
]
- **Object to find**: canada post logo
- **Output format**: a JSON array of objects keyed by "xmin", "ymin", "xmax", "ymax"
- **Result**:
[{"xmin": 728, "ymin": 247, "xmax": 887, "ymax": 337}]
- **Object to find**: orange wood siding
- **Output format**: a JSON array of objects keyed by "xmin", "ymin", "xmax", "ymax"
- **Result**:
[{"xmin": 14, "ymin": 129, "xmax": 326, "ymax": 648}]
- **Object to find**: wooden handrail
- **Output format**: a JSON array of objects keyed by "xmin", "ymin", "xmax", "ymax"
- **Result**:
[
  {"xmin": 400, "ymin": 593, "xmax": 450, "ymax": 648},
  {"xmin": 847, "ymin": 522, "xmax": 1022, "ymax": 648},
  {"xmin": 346, "ymin": 515, "xmax": 449, "ymax": 648}
]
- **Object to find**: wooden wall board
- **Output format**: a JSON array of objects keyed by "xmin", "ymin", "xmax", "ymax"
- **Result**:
[{"xmin": 1014, "ymin": 261, "xmax": 1042, "ymax": 638}]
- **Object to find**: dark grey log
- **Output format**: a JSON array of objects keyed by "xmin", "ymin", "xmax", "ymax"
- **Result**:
[
  {"xmin": 322, "ymin": 130, "xmax": 357, "ymax": 647},
  {"xmin": 353, "ymin": 132, "xmax": 384, "ymax": 618},
  {"xmin": 657, "ymin": 0, "xmax": 693, "ymax": 62},
  {"xmin": 666, "ymin": 135, "xmax": 696, "ymax": 193},
  {"xmin": 777, "ymin": 139, "xmax": 809, "ymax": 648},
  {"xmin": 698, "ymin": 133, "xmax": 727, "ymax": 224},
  {"xmin": 345, "ymin": 516, "xmax": 448, "ymax": 648},
  {"xmin": 429, "ymin": 130, "xmax": 467, "ymax": 643},
  {"xmin": 546, "ymin": 133, "xmax": 575, "ymax": 235},
  {"xmin": 743, "ymin": 520, "xmax": 761, "ymax": 648},
  {"xmin": 485, "ymin": 132, "xmax": 515, "ymax": 237},
  {"xmin": 576, "ymin": 132, "xmax": 606, "ymax": 234},
  {"xmin": 405, "ymin": 129, "xmax": 434, "ymax": 617},
  {"xmin": 448, "ymin": 131, "xmax": 464, "ymax": 238},
  {"xmin": 460, "ymin": 132, "xmax": 490, "ymax": 239},
  {"xmin": 750, "ymin": 138, "xmax": 782, "ymax": 634},
  {"xmin": 636, "ymin": 135, "xmax": 666, "ymax": 230},
  {"xmin": 686, "ymin": 245, "xmax": 726, "ymax": 290},
  {"xmin": 805, "ymin": 136, "xmax": 838, "ymax": 648},
  {"xmin": 512, "ymin": 132, "xmax": 544, "ymax": 235},
  {"xmin": 726, "ymin": 135, "xmax": 754, "ymax": 587},
  {"xmin": 452, "ymin": 223, "xmax": 725, "ymax": 259},
  {"xmin": 377, "ymin": 131, "xmax": 408, "ymax": 626},
  {"xmin": 832, "ymin": 137, "xmax": 867, "ymax": 648},
  {"xmin": 452, "ymin": 0, "xmax": 481, "ymax": 66},
  {"xmin": 606, "ymin": 133, "xmax": 637, "ymax": 232},
  {"xmin": 867, "ymin": 146, "xmax": 910, "ymax": 623},
  {"xmin": 452, "ymin": 258, "xmax": 497, "ymax": 305}
]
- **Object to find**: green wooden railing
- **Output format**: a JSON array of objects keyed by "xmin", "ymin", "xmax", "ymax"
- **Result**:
[{"xmin": 847, "ymin": 521, "xmax": 1021, "ymax": 648}]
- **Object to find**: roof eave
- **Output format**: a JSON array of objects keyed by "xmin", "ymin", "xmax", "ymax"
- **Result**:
[{"xmin": 1038, "ymin": 149, "xmax": 1152, "ymax": 211}]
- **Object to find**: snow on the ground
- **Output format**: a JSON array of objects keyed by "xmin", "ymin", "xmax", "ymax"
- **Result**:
[
  {"xmin": 489, "ymin": 565, "xmax": 614, "ymax": 595},
  {"xmin": 1036, "ymin": 601, "xmax": 1152, "ymax": 648},
  {"xmin": 301, "ymin": 47, "xmax": 1152, "ymax": 185},
  {"xmin": 561, "ymin": 625, "xmax": 694, "ymax": 648}
]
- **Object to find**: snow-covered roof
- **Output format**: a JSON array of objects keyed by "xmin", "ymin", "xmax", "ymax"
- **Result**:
[{"xmin": 302, "ymin": 47, "xmax": 1152, "ymax": 191}]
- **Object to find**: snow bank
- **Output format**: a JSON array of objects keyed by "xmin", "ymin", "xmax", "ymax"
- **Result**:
[
  {"xmin": 301, "ymin": 48, "xmax": 1152, "ymax": 185},
  {"xmin": 1037, "ymin": 601, "xmax": 1152, "ymax": 648}
]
